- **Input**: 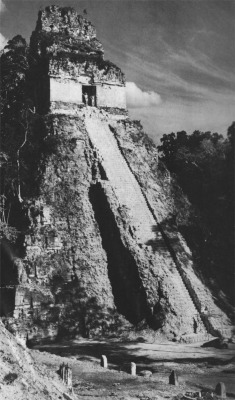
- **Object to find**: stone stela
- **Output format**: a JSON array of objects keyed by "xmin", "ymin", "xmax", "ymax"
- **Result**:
[{"xmin": 59, "ymin": 363, "xmax": 73, "ymax": 388}]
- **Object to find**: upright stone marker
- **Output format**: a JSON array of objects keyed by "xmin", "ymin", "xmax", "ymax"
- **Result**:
[
  {"xmin": 215, "ymin": 382, "xmax": 226, "ymax": 398},
  {"xmin": 59, "ymin": 363, "xmax": 72, "ymax": 388},
  {"xmin": 101, "ymin": 355, "xmax": 108, "ymax": 368},
  {"xmin": 131, "ymin": 362, "xmax": 136, "ymax": 376},
  {"xmin": 169, "ymin": 370, "xmax": 179, "ymax": 386}
]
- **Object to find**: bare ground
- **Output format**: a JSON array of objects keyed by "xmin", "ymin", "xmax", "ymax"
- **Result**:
[{"xmin": 32, "ymin": 338, "xmax": 235, "ymax": 400}]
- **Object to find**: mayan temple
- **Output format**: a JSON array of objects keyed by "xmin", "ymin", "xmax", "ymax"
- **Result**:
[{"xmin": 1, "ymin": 6, "xmax": 232, "ymax": 344}]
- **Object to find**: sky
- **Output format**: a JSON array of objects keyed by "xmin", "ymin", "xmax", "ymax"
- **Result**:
[{"xmin": 0, "ymin": 0, "xmax": 234, "ymax": 143}]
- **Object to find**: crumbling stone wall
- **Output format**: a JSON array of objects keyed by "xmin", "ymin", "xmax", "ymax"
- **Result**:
[
  {"xmin": 49, "ymin": 58, "xmax": 125, "ymax": 86},
  {"xmin": 31, "ymin": 5, "xmax": 103, "ymax": 57},
  {"xmin": 30, "ymin": 6, "xmax": 126, "ymax": 115},
  {"xmin": 39, "ymin": 5, "xmax": 96, "ymax": 39}
]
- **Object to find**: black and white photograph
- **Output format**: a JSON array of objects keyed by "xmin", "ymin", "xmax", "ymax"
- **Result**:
[{"xmin": 0, "ymin": 1, "xmax": 234, "ymax": 399}]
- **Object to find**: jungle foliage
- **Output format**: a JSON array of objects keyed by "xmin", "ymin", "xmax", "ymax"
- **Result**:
[{"xmin": 158, "ymin": 126, "xmax": 235, "ymax": 303}]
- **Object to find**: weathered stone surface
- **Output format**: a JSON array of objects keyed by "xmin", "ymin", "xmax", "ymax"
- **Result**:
[
  {"xmin": 169, "ymin": 370, "xmax": 179, "ymax": 386},
  {"xmin": 3, "ymin": 107, "xmax": 232, "ymax": 342},
  {"xmin": 130, "ymin": 362, "xmax": 136, "ymax": 376},
  {"xmin": 215, "ymin": 382, "xmax": 226, "ymax": 398},
  {"xmin": 101, "ymin": 355, "xmax": 108, "ymax": 368},
  {"xmin": 49, "ymin": 57, "xmax": 125, "ymax": 85},
  {"xmin": 139, "ymin": 370, "xmax": 152, "ymax": 378},
  {"xmin": 31, "ymin": 5, "xmax": 103, "ymax": 56},
  {"xmin": 39, "ymin": 5, "xmax": 96, "ymax": 39},
  {"xmin": 112, "ymin": 120, "xmax": 232, "ymax": 337},
  {"xmin": 30, "ymin": 6, "xmax": 125, "ymax": 116},
  {"xmin": 63, "ymin": 393, "xmax": 74, "ymax": 400},
  {"xmin": 59, "ymin": 363, "xmax": 72, "ymax": 387},
  {"xmin": 1, "ymin": 6, "xmax": 232, "ymax": 344}
]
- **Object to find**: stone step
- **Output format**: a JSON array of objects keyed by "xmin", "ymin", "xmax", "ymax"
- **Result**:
[
  {"xmin": 169, "ymin": 270, "xmax": 207, "ymax": 332},
  {"xmin": 179, "ymin": 333, "xmax": 214, "ymax": 343},
  {"xmin": 85, "ymin": 116, "xmax": 156, "ymax": 243},
  {"xmin": 85, "ymin": 113, "xmax": 207, "ymax": 334}
]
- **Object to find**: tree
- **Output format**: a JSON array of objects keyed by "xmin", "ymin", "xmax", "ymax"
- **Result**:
[
  {"xmin": 158, "ymin": 127, "xmax": 234, "ymax": 302},
  {"xmin": 1, "ymin": 35, "xmax": 37, "ymax": 204},
  {"xmin": 1, "ymin": 35, "xmax": 29, "ymax": 116},
  {"xmin": 0, "ymin": 152, "xmax": 17, "ymax": 241}
]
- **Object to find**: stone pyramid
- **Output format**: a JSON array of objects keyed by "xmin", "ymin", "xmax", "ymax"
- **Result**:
[{"xmin": 1, "ymin": 6, "xmax": 232, "ymax": 344}]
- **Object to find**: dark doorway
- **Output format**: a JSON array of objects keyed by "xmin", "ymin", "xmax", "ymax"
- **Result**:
[{"xmin": 82, "ymin": 85, "xmax": 96, "ymax": 106}]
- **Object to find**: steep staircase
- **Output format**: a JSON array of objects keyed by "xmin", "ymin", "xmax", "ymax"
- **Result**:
[
  {"xmin": 85, "ymin": 113, "xmax": 156, "ymax": 244},
  {"xmin": 84, "ymin": 111, "xmax": 208, "ymax": 336}
]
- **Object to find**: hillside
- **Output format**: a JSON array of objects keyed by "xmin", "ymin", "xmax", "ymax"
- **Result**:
[{"xmin": 0, "ymin": 321, "xmax": 72, "ymax": 399}]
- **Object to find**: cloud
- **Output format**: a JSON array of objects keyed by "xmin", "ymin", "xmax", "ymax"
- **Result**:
[
  {"xmin": 0, "ymin": 32, "xmax": 8, "ymax": 50},
  {"xmin": 126, "ymin": 82, "xmax": 161, "ymax": 108},
  {"xmin": 0, "ymin": 0, "xmax": 6, "ymax": 13},
  {"xmin": 105, "ymin": 30, "xmax": 235, "ymax": 106},
  {"xmin": 0, "ymin": 0, "xmax": 7, "ymax": 50},
  {"xmin": 166, "ymin": 47, "xmax": 235, "ymax": 86},
  {"xmin": 129, "ymin": 96, "xmax": 235, "ymax": 144}
]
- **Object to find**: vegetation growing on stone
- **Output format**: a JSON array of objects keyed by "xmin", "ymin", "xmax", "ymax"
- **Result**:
[
  {"xmin": 0, "ymin": 5, "xmax": 233, "ymax": 349},
  {"xmin": 158, "ymin": 127, "xmax": 235, "ymax": 303}
]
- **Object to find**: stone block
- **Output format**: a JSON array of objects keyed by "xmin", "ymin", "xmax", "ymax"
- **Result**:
[
  {"xmin": 139, "ymin": 370, "xmax": 152, "ymax": 378},
  {"xmin": 131, "ymin": 362, "xmax": 136, "ymax": 376},
  {"xmin": 215, "ymin": 382, "xmax": 226, "ymax": 398},
  {"xmin": 169, "ymin": 370, "xmax": 179, "ymax": 386},
  {"xmin": 101, "ymin": 355, "xmax": 108, "ymax": 368}
]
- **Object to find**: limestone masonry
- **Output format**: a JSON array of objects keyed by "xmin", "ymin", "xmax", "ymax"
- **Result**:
[{"xmin": 1, "ymin": 6, "xmax": 232, "ymax": 344}]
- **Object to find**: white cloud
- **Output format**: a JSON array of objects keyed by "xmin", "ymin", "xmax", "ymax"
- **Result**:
[
  {"xmin": 0, "ymin": 32, "xmax": 8, "ymax": 50},
  {"xmin": 0, "ymin": 0, "xmax": 6, "ymax": 13},
  {"xmin": 126, "ymin": 82, "xmax": 161, "ymax": 108},
  {"xmin": 0, "ymin": 0, "xmax": 7, "ymax": 50},
  {"xmin": 129, "ymin": 97, "xmax": 235, "ymax": 144}
]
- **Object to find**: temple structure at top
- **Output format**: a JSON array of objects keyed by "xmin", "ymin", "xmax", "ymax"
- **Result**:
[{"xmin": 30, "ymin": 6, "xmax": 127, "ymax": 114}]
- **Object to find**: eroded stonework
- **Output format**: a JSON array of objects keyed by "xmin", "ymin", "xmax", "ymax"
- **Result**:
[
  {"xmin": 30, "ymin": 5, "xmax": 126, "ymax": 114},
  {"xmin": 32, "ymin": 5, "xmax": 103, "ymax": 56},
  {"xmin": 49, "ymin": 57, "xmax": 125, "ymax": 85},
  {"xmin": 1, "ymin": 6, "xmax": 232, "ymax": 344}
]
